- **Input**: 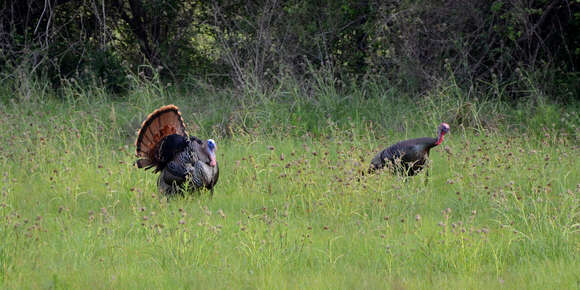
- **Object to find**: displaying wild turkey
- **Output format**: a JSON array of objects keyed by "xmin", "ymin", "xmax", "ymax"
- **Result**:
[
  {"xmin": 369, "ymin": 123, "xmax": 450, "ymax": 176},
  {"xmin": 135, "ymin": 105, "xmax": 219, "ymax": 196}
]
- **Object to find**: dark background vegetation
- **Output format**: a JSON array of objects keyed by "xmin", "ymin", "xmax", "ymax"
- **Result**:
[{"xmin": 1, "ymin": 0, "xmax": 579, "ymax": 103}]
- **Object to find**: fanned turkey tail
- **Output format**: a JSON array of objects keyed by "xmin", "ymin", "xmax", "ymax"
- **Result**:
[{"xmin": 135, "ymin": 105, "xmax": 187, "ymax": 171}]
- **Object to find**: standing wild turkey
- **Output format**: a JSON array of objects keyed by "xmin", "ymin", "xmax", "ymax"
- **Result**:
[
  {"xmin": 135, "ymin": 105, "xmax": 219, "ymax": 195},
  {"xmin": 369, "ymin": 123, "xmax": 450, "ymax": 176}
]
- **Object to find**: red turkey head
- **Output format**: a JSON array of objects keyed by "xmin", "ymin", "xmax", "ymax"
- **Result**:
[{"xmin": 436, "ymin": 123, "xmax": 450, "ymax": 145}]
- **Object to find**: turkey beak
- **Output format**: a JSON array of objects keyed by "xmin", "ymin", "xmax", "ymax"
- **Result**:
[{"xmin": 443, "ymin": 123, "xmax": 450, "ymax": 133}]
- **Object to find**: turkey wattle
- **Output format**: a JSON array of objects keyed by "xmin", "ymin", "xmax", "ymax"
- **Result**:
[
  {"xmin": 369, "ymin": 123, "xmax": 450, "ymax": 176},
  {"xmin": 135, "ymin": 105, "xmax": 219, "ymax": 195}
]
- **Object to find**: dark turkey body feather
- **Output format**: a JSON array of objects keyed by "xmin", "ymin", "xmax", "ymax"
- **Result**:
[
  {"xmin": 369, "ymin": 123, "xmax": 450, "ymax": 177},
  {"xmin": 157, "ymin": 136, "xmax": 219, "ymax": 195},
  {"xmin": 135, "ymin": 105, "xmax": 219, "ymax": 196},
  {"xmin": 370, "ymin": 137, "xmax": 437, "ymax": 176}
]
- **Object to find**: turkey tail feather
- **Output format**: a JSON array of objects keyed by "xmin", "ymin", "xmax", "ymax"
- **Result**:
[
  {"xmin": 135, "ymin": 105, "xmax": 187, "ymax": 169},
  {"xmin": 135, "ymin": 158, "xmax": 154, "ymax": 169}
]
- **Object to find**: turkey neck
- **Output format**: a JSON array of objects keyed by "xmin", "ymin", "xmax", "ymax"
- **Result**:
[{"xmin": 434, "ymin": 129, "xmax": 446, "ymax": 146}]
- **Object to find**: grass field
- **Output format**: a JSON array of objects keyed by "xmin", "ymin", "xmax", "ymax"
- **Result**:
[{"xmin": 0, "ymin": 80, "xmax": 579, "ymax": 289}]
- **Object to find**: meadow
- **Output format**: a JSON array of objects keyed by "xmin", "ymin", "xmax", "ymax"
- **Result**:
[{"xmin": 0, "ymin": 79, "xmax": 578, "ymax": 289}]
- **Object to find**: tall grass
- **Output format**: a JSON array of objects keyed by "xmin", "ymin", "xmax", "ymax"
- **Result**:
[{"xmin": 0, "ymin": 73, "xmax": 578, "ymax": 288}]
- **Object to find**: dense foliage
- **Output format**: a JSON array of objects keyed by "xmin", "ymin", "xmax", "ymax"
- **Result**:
[{"xmin": 2, "ymin": 0, "xmax": 579, "ymax": 99}]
